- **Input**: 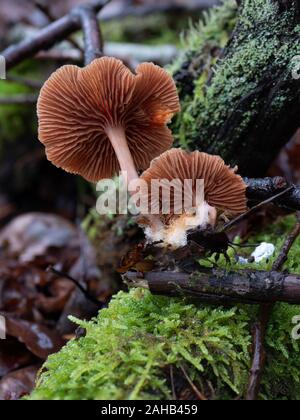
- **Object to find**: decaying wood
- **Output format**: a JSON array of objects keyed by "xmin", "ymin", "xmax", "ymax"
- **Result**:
[
  {"xmin": 174, "ymin": 0, "xmax": 300, "ymax": 178},
  {"xmin": 124, "ymin": 268, "xmax": 300, "ymax": 306},
  {"xmin": 245, "ymin": 177, "xmax": 300, "ymax": 211}
]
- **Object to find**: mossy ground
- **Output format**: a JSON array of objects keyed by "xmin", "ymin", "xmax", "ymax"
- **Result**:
[{"xmin": 29, "ymin": 215, "xmax": 300, "ymax": 400}]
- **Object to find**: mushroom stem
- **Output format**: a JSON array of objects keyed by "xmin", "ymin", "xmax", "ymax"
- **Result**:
[{"xmin": 106, "ymin": 126, "xmax": 139, "ymax": 191}]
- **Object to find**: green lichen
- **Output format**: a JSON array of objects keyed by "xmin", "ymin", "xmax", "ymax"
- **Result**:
[
  {"xmin": 29, "ymin": 216, "xmax": 300, "ymax": 400},
  {"xmin": 171, "ymin": 0, "xmax": 300, "ymax": 164}
]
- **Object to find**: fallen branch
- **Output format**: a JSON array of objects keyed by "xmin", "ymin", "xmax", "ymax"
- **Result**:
[
  {"xmin": 34, "ymin": 0, "xmax": 84, "ymax": 53},
  {"xmin": 1, "ymin": 0, "xmax": 214, "ymax": 71},
  {"xmin": 74, "ymin": 3, "xmax": 104, "ymax": 65},
  {"xmin": 1, "ymin": 0, "xmax": 109, "ymax": 70},
  {"xmin": 124, "ymin": 268, "xmax": 300, "ymax": 306}
]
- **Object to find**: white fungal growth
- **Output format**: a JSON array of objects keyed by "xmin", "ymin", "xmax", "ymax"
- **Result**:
[{"xmin": 142, "ymin": 201, "xmax": 217, "ymax": 249}]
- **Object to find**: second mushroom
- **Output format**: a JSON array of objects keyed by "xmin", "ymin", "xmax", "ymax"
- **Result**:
[{"xmin": 138, "ymin": 149, "xmax": 248, "ymax": 249}]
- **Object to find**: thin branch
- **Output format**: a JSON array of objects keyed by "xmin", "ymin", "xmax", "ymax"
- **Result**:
[
  {"xmin": 224, "ymin": 186, "xmax": 294, "ymax": 231},
  {"xmin": 246, "ymin": 212, "xmax": 300, "ymax": 400},
  {"xmin": 1, "ymin": 0, "xmax": 110, "ymax": 70},
  {"xmin": 1, "ymin": 0, "xmax": 213, "ymax": 71},
  {"xmin": 73, "ymin": 4, "xmax": 104, "ymax": 64},
  {"xmin": 34, "ymin": 0, "xmax": 84, "ymax": 53},
  {"xmin": 180, "ymin": 365, "xmax": 207, "ymax": 401},
  {"xmin": 48, "ymin": 267, "xmax": 103, "ymax": 308}
]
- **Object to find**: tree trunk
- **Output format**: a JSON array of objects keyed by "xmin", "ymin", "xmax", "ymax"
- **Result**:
[{"xmin": 173, "ymin": 0, "xmax": 300, "ymax": 177}]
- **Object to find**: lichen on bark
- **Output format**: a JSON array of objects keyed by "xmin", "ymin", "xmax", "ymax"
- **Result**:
[{"xmin": 171, "ymin": 0, "xmax": 300, "ymax": 177}]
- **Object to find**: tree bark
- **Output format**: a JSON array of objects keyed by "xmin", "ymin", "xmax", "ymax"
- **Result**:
[
  {"xmin": 124, "ymin": 269, "xmax": 300, "ymax": 306},
  {"xmin": 174, "ymin": 0, "xmax": 300, "ymax": 177}
]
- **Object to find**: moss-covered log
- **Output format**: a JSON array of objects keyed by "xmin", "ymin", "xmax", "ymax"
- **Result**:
[{"xmin": 172, "ymin": 0, "xmax": 300, "ymax": 177}]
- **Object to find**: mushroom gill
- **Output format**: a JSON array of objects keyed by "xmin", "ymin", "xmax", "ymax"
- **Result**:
[
  {"xmin": 139, "ymin": 149, "xmax": 248, "ymax": 248},
  {"xmin": 37, "ymin": 57, "xmax": 180, "ymax": 188}
]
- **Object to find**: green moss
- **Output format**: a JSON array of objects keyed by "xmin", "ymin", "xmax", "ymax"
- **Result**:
[
  {"xmin": 30, "ymin": 289, "xmax": 252, "ymax": 400},
  {"xmin": 170, "ymin": 0, "xmax": 238, "ymax": 149},
  {"xmin": 171, "ymin": 0, "xmax": 300, "ymax": 161},
  {"xmin": 29, "ymin": 216, "xmax": 300, "ymax": 400}
]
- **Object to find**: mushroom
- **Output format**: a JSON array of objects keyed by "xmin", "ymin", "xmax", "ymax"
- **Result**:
[
  {"xmin": 37, "ymin": 57, "xmax": 180, "ymax": 189},
  {"xmin": 139, "ymin": 148, "xmax": 247, "ymax": 249}
]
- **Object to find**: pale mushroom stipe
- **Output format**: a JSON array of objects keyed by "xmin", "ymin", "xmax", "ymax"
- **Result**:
[
  {"xmin": 37, "ymin": 57, "xmax": 180, "ymax": 191},
  {"xmin": 139, "ymin": 149, "xmax": 248, "ymax": 249}
]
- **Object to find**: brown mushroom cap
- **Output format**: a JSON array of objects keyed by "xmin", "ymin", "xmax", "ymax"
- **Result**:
[
  {"xmin": 37, "ymin": 57, "xmax": 180, "ymax": 182},
  {"xmin": 140, "ymin": 148, "xmax": 248, "ymax": 219}
]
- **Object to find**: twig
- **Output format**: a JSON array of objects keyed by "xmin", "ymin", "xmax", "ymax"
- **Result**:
[
  {"xmin": 34, "ymin": 0, "xmax": 84, "ymax": 53},
  {"xmin": 180, "ymin": 365, "xmax": 207, "ymax": 401},
  {"xmin": 246, "ymin": 211, "xmax": 300, "ymax": 400},
  {"xmin": 1, "ymin": 0, "xmax": 110, "ymax": 70},
  {"xmin": 48, "ymin": 266, "xmax": 102, "ymax": 308},
  {"xmin": 224, "ymin": 186, "xmax": 294, "ymax": 231},
  {"xmin": 74, "ymin": 4, "xmax": 104, "ymax": 64}
]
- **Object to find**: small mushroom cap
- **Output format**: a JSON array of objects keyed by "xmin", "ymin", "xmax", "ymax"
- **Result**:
[
  {"xmin": 37, "ymin": 57, "xmax": 180, "ymax": 182},
  {"xmin": 140, "ymin": 148, "xmax": 248, "ymax": 219}
]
